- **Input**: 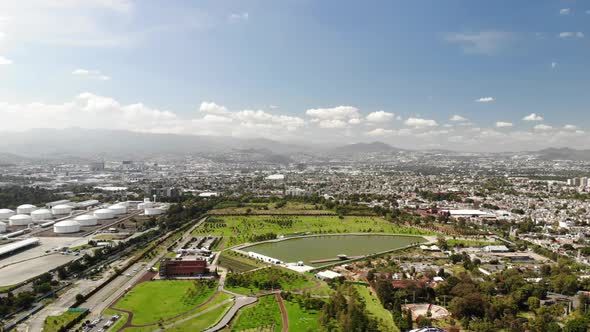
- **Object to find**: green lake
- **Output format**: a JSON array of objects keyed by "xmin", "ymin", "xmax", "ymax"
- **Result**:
[{"xmin": 244, "ymin": 234, "xmax": 427, "ymax": 266}]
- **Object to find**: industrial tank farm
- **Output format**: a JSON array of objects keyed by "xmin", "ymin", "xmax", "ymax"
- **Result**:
[
  {"xmin": 74, "ymin": 214, "xmax": 98, "ymax": 226},
  {"xmin": 0, "ymin": 222, "xmax": 6, "ymax": 233},
  {"xmin": 0, "ymin": 209, "xmax": 15, "ymax": 220},
  {"xmin": 53, "ymin": 220, "xmax": 81, "ymax": 234},
  {"xmin": 31, "ymin": 209, "xmax": 53, "ymax": 222},
  {"xmin": 108, "ymin": 204, "xmax": 127, "ymax": 215},
  {"xmin": 51, "ymin": 204, "xmax": 73, "ymax": 216},
  {"xmin": 16, "ymin": 204, "xmax": 37, "ymax": 215},
  {"xmin": 94, "ymin": 209, "xmax": 115, "ymax": 220},
  {"xmin": 9, "ymin": 214, "xmax": 33, "ymax": 226}
]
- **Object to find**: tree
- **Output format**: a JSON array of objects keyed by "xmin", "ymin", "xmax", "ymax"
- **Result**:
[
  {"xmin": 75, "ymin": 293, "xmax": 85, "ymax": 304},
  {"xmin": 564, "ymin": 317, "xmax": 589, "ymax": 332},
  {"xmin": 527, "ymin": 296, "xmax": 540, "ymax": 310}
]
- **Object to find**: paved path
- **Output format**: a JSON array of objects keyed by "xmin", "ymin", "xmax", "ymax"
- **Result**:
[
  {"xmin": 275, "ymin": 292, "xmax": 289, "ymax": 332},
  {"xmin": 154, "ymin": 298, "xmax": 235, "ymax": 331},
  {"xmin": 203, "ymin": 295, "xmax": 257, "ymax": 332}
]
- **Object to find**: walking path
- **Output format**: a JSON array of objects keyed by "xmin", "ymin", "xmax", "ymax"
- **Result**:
[{"xmin": 275, "ymin": 292, "xmax": 289, "ymax": 332}]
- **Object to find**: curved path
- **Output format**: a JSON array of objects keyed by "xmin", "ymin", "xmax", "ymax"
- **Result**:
[{"xmin": 275, "ymin": 293, "xmax": 289, "ymax": 332}]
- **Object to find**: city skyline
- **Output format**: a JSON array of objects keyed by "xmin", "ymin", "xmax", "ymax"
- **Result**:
[{"xmin": 1, "ymin": 1, "xmax": 590, "ymax": 151}]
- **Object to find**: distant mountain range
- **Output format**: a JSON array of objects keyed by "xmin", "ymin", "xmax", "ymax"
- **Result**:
[{"xmin": 0, "ymin": 128, "xmax": 588, "ymax": 162}]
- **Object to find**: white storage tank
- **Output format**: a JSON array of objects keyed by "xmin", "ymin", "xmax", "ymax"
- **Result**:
[
  {"xmin": 51, "ymin": 204, "xmax": 73, "ymax": 215},
  {"xmin": 0, "ymin": 209, "xmax": 15, "ymax": 220},
  {"xmin": 144, "ymin": 208, "xmax": 163, "ymax": 216},
  {"xmin": 138, "ymin": 201, "xmax": 154, "ymax": 209},
  {"xmin": 16, "ymin": 204, "xmax": 37, "ymax": 215},
  {"xmin": 94, "ymin": 209, "xmax": 115, "ymax": 220},
  {"xmin": 9, "ymin": 214, "xmax": 33, "ymax": 226},
  {"xmin": 108, "ymin": 204, "xmax": 127, "ymax": 215},
  {"xmin": 0, "ymin": 221, "xmax": 6, "ymax": 233},
  {"xmin": 53, "ymin": 220, "xmax": 80, "ymax": 234},
  {"xmin": 31, "ymin": 209, "xmax": 53, "ymax": 222},
  {"xmin": 74, "ymin": 214, "xmax": 98, "ymax": 226}
]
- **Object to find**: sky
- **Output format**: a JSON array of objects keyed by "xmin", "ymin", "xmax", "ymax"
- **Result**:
[{"xmin": 0, "ymin": 0, "xmax": 589, "ymax": 152}]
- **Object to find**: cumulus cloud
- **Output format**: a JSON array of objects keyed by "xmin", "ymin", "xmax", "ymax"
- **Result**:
[
  {"xmin": 475, "ymin": 97, "xmax": 495, "ymax": 103},
  {"xmin": 563, "ymin": 124, "xmax": 578, "ymax": 130},
  {"xmin": 560, "ymin": 8, "xmax": 571, "ymax": 15},
  {"xmin": 534, "ymin": 124, "xmax": 553, "ymax": 131},
  {"xmin": 405, "ymin": 117, "xmax": 438, "ymax": 128},
  {"xmin": 306, "ymin": 106, "xmax": 362, "ymax": 128},
  {"xmin": 523, "ymin": 113, "xmax": 544, "ymax": 121},
  {"xmin": 366, "ymin": 128, "xmax": 394, "ymax": 137},
  {"xmin": 445, "ymin": 31, "xmax": 513, "ymax": 54},
  {"xmin": 449, "ymin": 115, "xmax": 468, "ymax": 122},
  {"xmin": 199, "ymin": 101, "xmax": 229, "ymax": 115},
  {"xmin": 366, "ymin": 111, "xmax": 394, "ymax": 123},
  {"xmin": 0, "ymin": 55, "xmax": 12, "ymax": 65},
  {"xmin": 496, "ymin": 121, "xmax": 513, "ymax": 128},
  {"xmin": 72, "ymin": 68, "xmax": 110, "ymax": 80},
  {"xmin": 559, "ymin": 32, "xmax": 584, "ymax": 38}
]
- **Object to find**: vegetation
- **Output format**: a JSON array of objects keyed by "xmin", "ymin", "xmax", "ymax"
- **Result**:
[
  {"xmin": 43, "ymin": 311, "xmax": 85, "ymax": 332},
  {"xmin": 318, "ymin": 284, "xmax": 379, "ymax": 331},
  {"xmin": 196, "ymin": 215, "xmax": 434, "ymax": 246},
  {"xmin": 354, "ymin": 284, "xmax": 398, "ymax": 332},
  {"xmin": 225, "ymin": 267, "xmax": 315, "ymax": 295},
  {"xmin": 114, "ymin": 280, "xmax": 217, "ymax": 325},
  {"xmin": 0, "ymin": 185, "xmax": 59, "ymax": 208},
  {"xmin": 218, "ymin": 251, "xmax": 265, "ymax": 273},
  {"xmin": 230, "ymin": 295, "xmax": 283, "ymax": 331},
  {"xmin": 167, "ymin": 301, "xmax": 232, "ymax": 332},
  {"xmin": 281, "ymin": 292, "xmax": 323, "ymax": 332}
]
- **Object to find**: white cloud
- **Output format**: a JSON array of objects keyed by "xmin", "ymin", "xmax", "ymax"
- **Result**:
[
  {"xmin": 72, "ymin": 68, "xmax": 110, "ymax": 80},
  {"xmin": 559, "ymin": 32, "xmax": 584, "ymax": 38},
  {"xmin": 366, "ymin": 128, "xmax": 394, "ymax": 137},
  {"xmin": 229, "ymin": 12, "xmax": 249, "ymax": 22},
  {"xmin": 199, "ymin": 101, "xmax": 229, "ymax": 115},
  {"xmin": 551, "ymin": 62, "xmax": 557, "ymax": 69},
  {"xmin": 449, "ymin": 115, "xmax": 467, "ymax": 122},
  {"xmin": 560, "ymin": 8, "xmax": 571, "ymax": 15},
  {"xmin": 496, "ymin": 121, "xmax": 513, "ymax": 128},
  {"xmin": 563, "ymin": 124, "xmax": 578, "ymax": 130},
  {"xmin": 475, "ymin": 97, "xmax": 495, "ymax": 103},
  {"xmin": 405, "ymin": 117, "xmax": 438, "ymax": 128},
  {"xmin": 366, "ymin": 111, "xmax": 394, "ymax": 123},
  {"xmin": 0, "ymin": 55, "xmax": 12, "ymax": 65},
  {"xmin": 534, "ymin": 124, "xmax": 553, "ymax": 131},
  {"xmin": 445, "ymin": 31, "xmax": 513, "ymax": 54},
  {"xmin": 523, "ymin": 113, "xmax": 544, "ymax": 121},
  {"xmin": 306, "ymin": 106, "xmax": 362, "ymax": 128}
]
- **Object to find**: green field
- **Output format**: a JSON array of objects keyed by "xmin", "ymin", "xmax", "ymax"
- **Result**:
[
  {"xmin": 219, "ymin": 251, "xmax": 265, "ymax": 273},
  {"xmin": 225, "ymin": 267, "xmax": 316, "ymax": 295},
  {"xmin": 210, "ymin": 201, "xmax": 334, "ymax": 216},
  {"xmin": 166, "ymin": 301, "xmax": 233, "ymax": 332},
  {"xmin": 283, "ymin": 299, "xmax": 320, "ymax": 332},
  {"xmin": 354, "ymin": 284, "xmax": 399, "ymax": 332},
  {"xmin": 195, "ymin": 215, "xmax": 434, "ymax": 246},
  {"xmin": 104, "ymin": 308, "xmax": 128, "ymax": 332},
  {"xmin": 230, "ymin": 295, "xmax": 283, "ymax": 332},
  {"xmin": 114, "ymin": 280, "xmax": 217, "ymax": 325},
  {"xmin": 44, "ymin": 311, "xmax": 85, "ymax": 332}
]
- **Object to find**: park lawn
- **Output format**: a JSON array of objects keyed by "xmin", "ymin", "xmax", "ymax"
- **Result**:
[
  {"xmin": 283, "ymin": 299, "xmax": 320, "ymax": 332},
  {"xmin": 104, "ymin": 308, "xmax": 128, "ymax": 332},
  {"xmin": 166, "ymin": 301, "xmax": 233, "ymax": 332},
  {"xmin": 195, "ymin": 215, "xmax": 435, "ymax": 246},
  {"xmin": 44, "ymin": 311, "xmax": 85, "ymax": 332},
  {"xmin": 114, "ymin": 280, "xmax": 217, "ymax": 325},
  {"xmin": 354, "ymin": 285, "xmax": 398, "ymax": 332},
  {"xmin": 219, "ymin": 251, "xmax": 266, "ymax": 273},
  {"xmin": 231, "ymin": 295, "xmax": 283, "ymax": 332},
  {"xmin": 225, "ymin": 267, "xmax": 317, "ymax": 295},
  {"xmin": 164, "ymin": 291, "xmax": 233, "ymax": 326}
]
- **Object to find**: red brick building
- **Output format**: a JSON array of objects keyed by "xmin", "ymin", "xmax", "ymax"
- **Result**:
[{"xmin": 159, "ymin": 258, "xmax": 209, "ymax": 277}]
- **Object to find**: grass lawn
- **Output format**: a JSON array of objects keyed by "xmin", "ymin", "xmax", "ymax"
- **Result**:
[
  {"xmin": 283, "ymin": 299, "xmax": 320, "ymax": 332},
  {"xmin": 44, "ymin": 311, "xmax": 85, "ymax": 332},
  {"xmin": 210, "ymin": 201, "xmax": 334, "ymax": 216},
  {"xmin": 219, "ymin": 251, "xmax": 266, "ymax": 273},
  {"xmin": 114, "ymin": 280, "xmax": 217, "ymax": 325},
  {"xmin": 231, "ymin": 295, "xmax": 283, "ymax": 332},
  {"xmin": 195, "ymin": 215, "xmax": 435, "ymax": 246},
  {"xmin": 354, "ymin": 285, "xmax": 398, "ymax": 332},
  {"xmin": 166, "ymin": 301, "xmax": 233, "ymax": 332},
  {"xmin": 225, "ymin": 267, "xmax": 316, "ymax": 295},
  {"xmin": 104, "ymin": 308, "xmax": 128, "ymax": 332}
]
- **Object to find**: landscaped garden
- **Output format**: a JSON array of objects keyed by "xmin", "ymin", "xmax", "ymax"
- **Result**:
[
  {"xmin": 229, "ymin": 295, "xmax": 283, "ymax": 332},
  {"xmin": 225, "ymin": 267, "xmax": 316, "ymax": 295}
]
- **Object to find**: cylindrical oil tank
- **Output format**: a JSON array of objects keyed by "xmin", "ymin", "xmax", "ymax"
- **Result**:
[
  {"xmin": 0, "ymin": 221, "xmax": 6, "ymax": 233},
  {"xmin": 53, "ymin": 220, "xmax": 80, "ymax": 234},
  {"xmin": 51, "ymin": 204, "xmax": 72, "ymax": 215},
  {"xmin": 0, "ymin": 209, "xmax": 15, "ymax": 220},
  {"xmin": 138, "ymin": 202, "xmax": 154, "ymax": 209},
  {"xmin": 9, "ymin": 214, "xmax": 33, "ymax": 226},
  {"xmin": 108, "ymin": 204, "xmax": 127, "ymax": 215},
  {"xmin": 94, "ymin": 209, "xmax": 115, "ymax": 220},
  {"xmin": 16, "ymin": 204, "xmax": 37, "ymax": 215},
  {"xmin": 144, "ymin": 208, "xmax": 164, "ymax": 216},
  {"xmin": 74, "ymin": 214, "xmax": 98, "ymax": 226},
  {"xmin": 31, "ymin": 209, "xmax": 53, "ymax": 222}
]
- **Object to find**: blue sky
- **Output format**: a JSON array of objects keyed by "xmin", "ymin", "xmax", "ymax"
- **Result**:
[{"xmin": 0, "ymin": 0, "xmax": 589, "ymax": 151}]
